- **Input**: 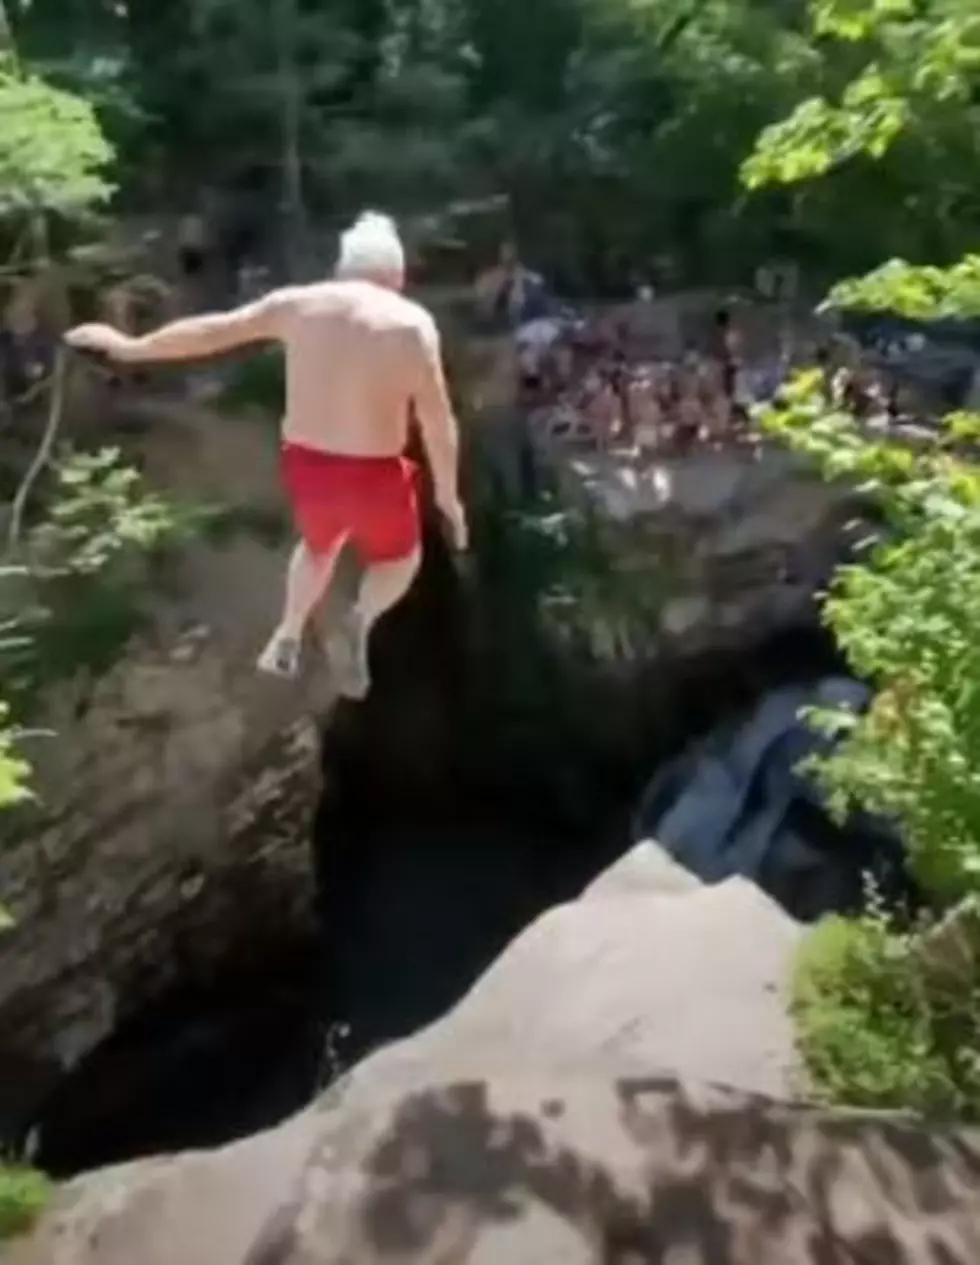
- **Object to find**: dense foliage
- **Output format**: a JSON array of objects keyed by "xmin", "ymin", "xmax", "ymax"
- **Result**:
[
  {"xmin": 0, "ymin": 62, "xmax": 114, "ymax": 218},
  {"xmin": 742, "ymin": 0, "xmax": 980, "ymax": 268},
  {"xmin": 764, "ymin": 376, "xmax": 980, "ymax": 900},
  {"xmin": 0, "ymin": 30, "xmax": 191, "ymax": 1232},
  {"xmin": 744, "ymin": 0, "xmax": 980, "ymax": 1116},
  {"xmin": 766, "ymin": 380, "xmax": 980, "ymax": 1114},
  {"xmin": 0, "ymin": 1163, "xmax": 51, "ymax": 1242},
  {"xmin": 0, "ymin": 38, "xmax": 120, "ymax": 903},
  {"xmin": 793, "ymin": 904, "xmax": 980, "ymax": 1118},
  {"xmin": 825, "ymin": 255, "xmax": 980, "ymax": 321},
  {"xmin": 4, "ymin": 0, "xmax": 977, "ymax": 287}
]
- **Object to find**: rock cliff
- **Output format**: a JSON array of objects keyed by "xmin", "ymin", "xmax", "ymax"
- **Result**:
[
  {"xmin": 5, "ymin": 847, "xmax": 978, "ymax": 1265},
  {"xmin": 0, "ymin": 334, "xmax": 865, "ymax": 1135},
  {"xmin": 538, "ymin": 442, "xmax": 861, "ymax": 662},
  {"xmin": 0, "ymin": 401, "xmax": 332, "ymax": 1125}
]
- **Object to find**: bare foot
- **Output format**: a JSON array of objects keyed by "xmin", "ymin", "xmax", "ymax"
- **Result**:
[
  {"xmin": 257, "ymin": 632, "xmax": 301, "ymax": 679},
  {"xmin": 324, "ymin": 609, "xmax": 370, "ymax": 700}
]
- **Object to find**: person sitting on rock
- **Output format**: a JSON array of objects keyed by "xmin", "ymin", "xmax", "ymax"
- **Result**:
[
  {"xmin": 539, "ymin": 394, "xmax": 581, "ymax": 445},
  {"xmin": 473, "ymin": 258, "xmax": 509, "ymax": 326},
  {"xmin": 63, "ymin": 211, "xmax": 467, "ymax": 698},
  {"xmin": 673, "ymin": 377, "xmax": 703, "ymax": 452},
  {"xmin": 594, "ymin": 369, "xmax": 624, "ymax": 450},
  {"xmin": 514, "ymin": 312, "xmax": 564, "ymax": 403},
  {"xmin": 623, "ymin": 366, "xmax": 662, "ymax": 454},
  {"xmin": 545, "ymin": 335, "xmax": 575, "ymax": 398},
  {"xmin": 698, "ymin": 363, "xmax": 732, "ymax": 443},
  {"xmin": 712, "ymin": 305, "xmax": 744, "ymax": 405},
  {"xmin": 837, "ymin": 364, "xmax": 881, "ymax": 420},
  {"xmin": 582, "ymin": 371, "xmax": 622, "ymax": 450},
  {"xmin": 653, "ymin": 363, "xmax": 680, "ymax": 448}
]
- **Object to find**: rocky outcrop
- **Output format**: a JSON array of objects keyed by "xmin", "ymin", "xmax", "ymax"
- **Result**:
[
  {"xmin": 541, "ymin": 442, "xmax": 861, "ymax": 663},
  {"xmin": 12, "ymin": 1080, "xmax": 980, "ymax": 1265},
  {"xmin": 6, "ymin": 845, "xmax": 980, "ymax": 1264},
  {"xmin": 456, "ymin": 291, "xmax": 863, "ymax": 667},
  {"xmin": 0, "ymin": 404, "xmax": 337, "ymax": 1127},
  {"xmin": 631, "ymin": 677, "xmax": 914, "ymax": 923}
]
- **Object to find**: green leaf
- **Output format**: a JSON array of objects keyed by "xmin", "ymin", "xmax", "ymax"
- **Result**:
[{"xmin": 0, "ymin": 67, "xmax": 114, "ymax": 218}]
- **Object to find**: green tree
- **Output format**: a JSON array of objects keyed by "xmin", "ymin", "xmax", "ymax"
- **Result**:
[
  {"xmin": 742, "ymin": 0, "xmax": 980, "ymax": 268},
  {"xmin": 3, "ymin": 0, "xmax": 843, "ymax": 288},
  {"xmin": 762, "ymin": 375, "xmax": 980, "ymax": 899},
  {"xmin": 743, "ymin": 0, "xmax": 980, "ymax": 897},
  {"xmin": 0, "ymin": 65, "xmax": 113, "ymax": 219},
  {"xmin": 0, "ymin": 41, "xmax": 117, "ymax": 898},
  {"xmin": 742, "ymin": 0, "xmax": 980, "ymax": 1117}
]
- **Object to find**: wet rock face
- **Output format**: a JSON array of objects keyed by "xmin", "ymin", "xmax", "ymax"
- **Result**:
[
  {"xmin": 0, "ymin": 398, "xmax": 330, "ymax": 1136},
  {"xmin": 0, "ymin": 543, "xmax": 324, "ymax": 1130}
]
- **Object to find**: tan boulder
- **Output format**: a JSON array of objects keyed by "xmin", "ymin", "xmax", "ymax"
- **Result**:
[{"xmin": 6, "ymin": 852, "xmax": 979, "ymax": 1263}]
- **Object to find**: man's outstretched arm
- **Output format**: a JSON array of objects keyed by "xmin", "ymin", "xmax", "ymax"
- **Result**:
[{"xmin": 65, "ymin": 289, "xmax": 294, "ymax": 364}]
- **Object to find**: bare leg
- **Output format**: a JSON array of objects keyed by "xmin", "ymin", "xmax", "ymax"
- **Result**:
[
  {"xmin": 325, "ymin": 546, "xmax": 422, "ymax": 699},
  {"xmin": 257, "ymin": 538, "xmax": 344, "ymax": 678}
]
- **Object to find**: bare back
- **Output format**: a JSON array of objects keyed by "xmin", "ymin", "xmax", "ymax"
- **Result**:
[{"xmin": 277, "ymin": 280, "xmax": 436, "ymax": 457}]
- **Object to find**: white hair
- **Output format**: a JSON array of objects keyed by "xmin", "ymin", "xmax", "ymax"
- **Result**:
[{"xmin": 335, "ymin": 210, "xmax": 405, "ymax": 281}]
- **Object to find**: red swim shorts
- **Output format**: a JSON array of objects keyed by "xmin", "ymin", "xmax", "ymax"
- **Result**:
[{"xmin": 281, "ymin": 443, "xmax": 420, "ymax": 563}]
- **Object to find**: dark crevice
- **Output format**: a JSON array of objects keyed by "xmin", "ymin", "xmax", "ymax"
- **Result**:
[
  {"xmin": 30, "ymin": 939, "xmax": 326, "ymax": 1175},
  {"xmin": 25, "ymin": 516, "xmax": 847, "ymax": 1179}
]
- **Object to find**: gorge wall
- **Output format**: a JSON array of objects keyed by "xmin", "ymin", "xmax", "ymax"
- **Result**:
[
  {"xmin": 0, "ymin": 343, "xmax": 858, "ymax": 1172},
  {"xmin": 0, "ymin": 400, "xmax": 326, "ymax": 1135}
]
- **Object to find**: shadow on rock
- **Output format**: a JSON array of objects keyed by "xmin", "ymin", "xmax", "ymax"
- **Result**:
[{"xmin": 249, "ymin": 1077, "xmax": 980, "ymax": 1264}]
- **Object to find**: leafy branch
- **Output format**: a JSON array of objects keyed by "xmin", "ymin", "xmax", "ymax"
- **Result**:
[{"xmin": 741, "ymin": 0, "xmax": 980, "ymax": 190}]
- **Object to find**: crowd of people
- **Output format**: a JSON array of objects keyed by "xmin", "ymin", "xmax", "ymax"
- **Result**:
[
  {"xmin": 515, "ymin": 303, "xmax": 775, "ymax": 456},
  {"xmin": 471, "ymin": 243, "xmax": 937, "ymax": 460}
]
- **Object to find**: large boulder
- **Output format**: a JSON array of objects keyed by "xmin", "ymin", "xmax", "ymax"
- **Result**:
[
  {"xmin": 6, "ymin": 848, "xmax": 980, "ymax": 1264},
  {"xmin": 541, "ymin": 444, "xmax": 860, "ymax": 662},
  {"xmin": 10, "ymin": 1074, "xmax": 980, "ymax": 1265},
  {"xmin": 413, "ymin": 862, "xmax": 801, "ymax": 1095}
]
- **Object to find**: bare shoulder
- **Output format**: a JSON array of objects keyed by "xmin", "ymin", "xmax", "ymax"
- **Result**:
[
  {"xmin": 395, "ymin": 292, "xmax": 437, "ymax": 327},
  {"xmin": 392, "ymin": 292, "xmax": 441, "ymax": 345},
  {"xmin": 276, "ymin": 281, "xmax": 336, "ymax": 314},
  {"xmin": 231, "ymin": 284, "xmax": 308, "ymax": 329},
  {"xmin": 351, "ymin": 284, "xmax": 442, "ymax": 347}
]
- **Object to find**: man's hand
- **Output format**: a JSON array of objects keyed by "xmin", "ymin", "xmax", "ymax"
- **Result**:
[
  {"xmin": 437, "ymin": 493, "xmax": 468, "ymax": 552},
  {"xmin": 64, "ymin": 323, "xmax": 136, "ymax": 362}
]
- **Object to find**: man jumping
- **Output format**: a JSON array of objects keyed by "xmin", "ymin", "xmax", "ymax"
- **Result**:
[{"xmin": 64, "ymin": 211, "xmax": 466, "ymax": 700}]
